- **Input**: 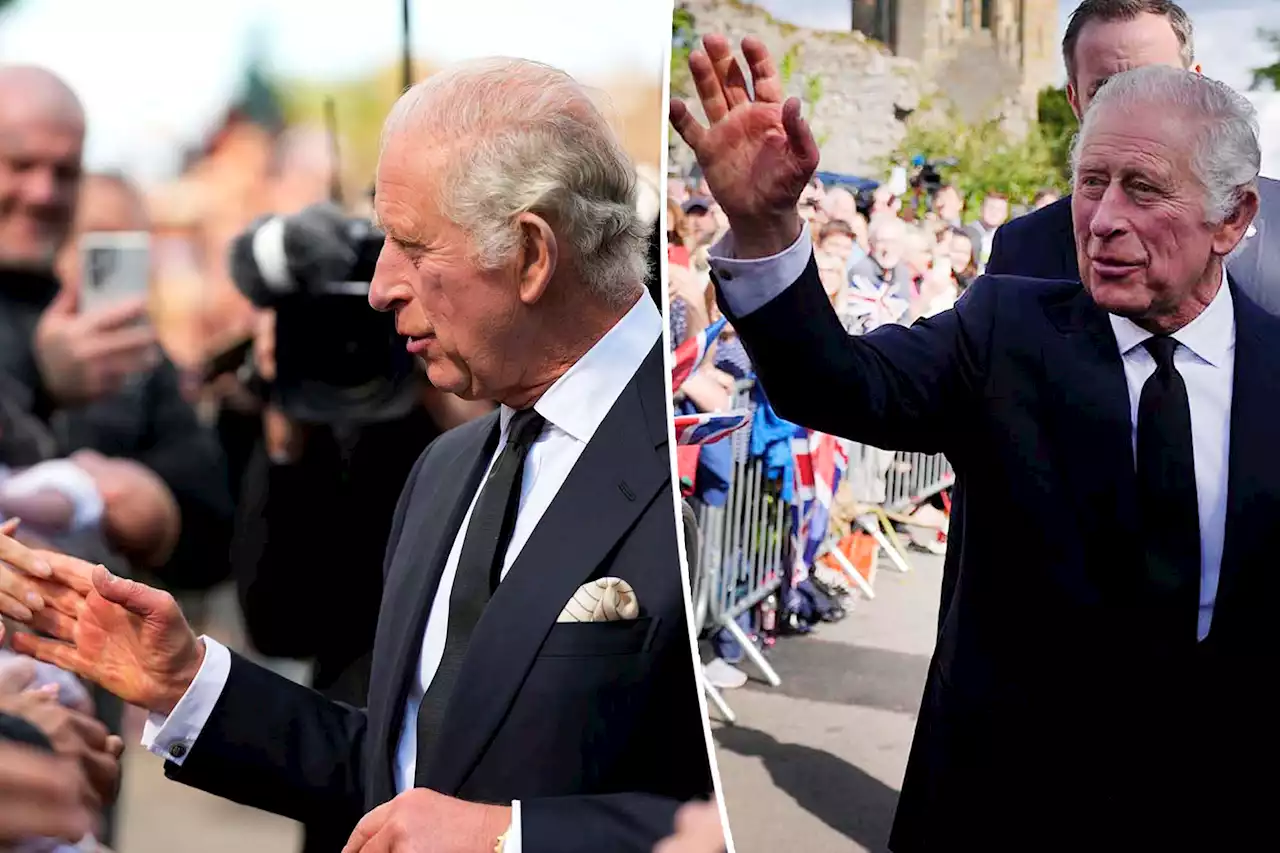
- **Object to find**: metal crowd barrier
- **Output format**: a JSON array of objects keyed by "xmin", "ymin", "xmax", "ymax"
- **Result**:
[{"xmin": 685, "ymin": 379, "xmax": 955, "ymax": 723}]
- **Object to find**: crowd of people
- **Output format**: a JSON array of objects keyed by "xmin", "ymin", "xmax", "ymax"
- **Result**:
[{"xmin": 667, "ymin": 157, "xmax": 1059, "ymax": 687}]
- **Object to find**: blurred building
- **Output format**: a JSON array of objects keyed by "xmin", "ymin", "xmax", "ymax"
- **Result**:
[{"xmin": 855, "ymin": 0, "xmax": 1059, "ymax": 131}]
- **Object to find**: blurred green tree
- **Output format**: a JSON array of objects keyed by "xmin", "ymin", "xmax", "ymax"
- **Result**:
[
  {"xmin": 1250, "ymin": 28, "xmax": 1280, "ymax": 90},
  {"xmin": 884, "ymin": 99, "xmax": 1069, "ymax": 216},
  {"xmin": 671, "ymin": 3, "xmax": 698, "ymax": 96},
  {"xmin": 1037, "ymin": 86, "xmax": 1076, "ymax": 181}
]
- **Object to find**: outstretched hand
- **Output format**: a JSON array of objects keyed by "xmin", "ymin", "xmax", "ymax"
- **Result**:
[
  {"xmin": 0, "ymin": 524, "xmax": 204, "ymax": 716},
  {"xmin": 669, "ymin": 34, "xmax": 820, "ymax": 258}
]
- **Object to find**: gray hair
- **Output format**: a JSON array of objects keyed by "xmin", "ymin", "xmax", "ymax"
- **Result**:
[
  {"xmin": 381, "ymin": 57, "xmax": 648, "ymax": 306},
  {"xmin": 1070, "ymin": 65, "xmax": 1260, "ymax": 224}
]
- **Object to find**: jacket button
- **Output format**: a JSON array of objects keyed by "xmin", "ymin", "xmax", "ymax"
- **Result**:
[{"xmin": 168, "ymin": 743, "xmax": 188, "ymax": 759}]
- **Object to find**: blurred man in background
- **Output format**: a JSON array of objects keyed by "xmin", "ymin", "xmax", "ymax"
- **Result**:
[
  {"xmin": 0, "ymin": 65, "xmax": 232, "ymax": 591},
  {"xmin": 0, "ymin": 64, "xmax": 233, "ymax": 849}
]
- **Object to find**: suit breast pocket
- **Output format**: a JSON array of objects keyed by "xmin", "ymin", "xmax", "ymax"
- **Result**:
[{"xmin": 538, "ymin": 617, "xmax": 656, "ymax": 657}]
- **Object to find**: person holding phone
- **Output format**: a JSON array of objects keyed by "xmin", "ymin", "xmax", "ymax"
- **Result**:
[{"xmin": 0, "ymin": 68, "xmax": 232, "ymax": 592}]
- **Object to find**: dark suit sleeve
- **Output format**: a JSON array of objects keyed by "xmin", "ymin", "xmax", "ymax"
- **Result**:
[
  {"xmin": 720, "ymin": 256, "xmax": 999, "ymax": 454},
  {"xmin": 0, "ymin": 711, "xmax": 52, "ymax": 750},
  {"xmin": 136, "ymin": 358, "xmax": 235, "ymax": 590},
  {"xmin": 162, "ymin": 651, "xmax": 369, "ymax": 828},
  {"xmin": 522, "ymin": 794, "xmax": 698, "ymax": 853},
  {"xmin": 985, "ymin": 219, "xmax": 1017, "ymax": 276}
]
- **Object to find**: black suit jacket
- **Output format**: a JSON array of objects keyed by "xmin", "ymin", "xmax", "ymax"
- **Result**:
[
  {"xmin": 987, "ymin": 177, "xmax": 1280, "ymax": 314},
  {"xmin": 159, "ymin": 341, "xmax": 712, "ymax": 852},
  {"xmin": 721, "ymin": 262, "xmax": 1280, "ymax": 849}
]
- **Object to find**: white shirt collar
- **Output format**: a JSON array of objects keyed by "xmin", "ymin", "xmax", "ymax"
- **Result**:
[
  {"xmin": 1108, "ymin": 266, "xmax": 1234, "ymax": 368},
  {"xmin": 500, "ymin": 292, "xmax": 661, "ymax": 445}
]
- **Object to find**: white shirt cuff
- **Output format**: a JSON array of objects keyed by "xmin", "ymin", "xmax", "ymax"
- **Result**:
[
  {"xmin": 503, "ymin": 800, "xmax": 522, "ymax": 853},
  {"xmin": 139, "ymin": 636, "xmax": 230, "ymax": 766},
  {"xmin": 707, "ymin": 226, "xmax": 814, "ymax": 317}
]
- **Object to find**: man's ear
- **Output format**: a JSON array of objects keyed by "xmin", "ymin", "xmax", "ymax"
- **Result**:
[
  {"xmin": 1066, "ymin": 82, "xmax": 1083, "ymax": 121},
  {"xmin": 513, "ymin": 213, "xmax": 558, "ymax": 306},
  {"xmin": 1213, "ymin": 189, "xmax": 1260, "ymax": 258}
]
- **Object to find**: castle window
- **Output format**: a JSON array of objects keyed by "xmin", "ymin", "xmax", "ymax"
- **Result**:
[
  {"xmin": 852, "ymin": 0, "xmax": 898, "ymax": 51},
  {"xmin": 981, "ymin": 0, "xmax": 994, "ymax": 29},
  {"xmin": 962, "ymin": 0, "xmax": 974, "ymax": 29}
]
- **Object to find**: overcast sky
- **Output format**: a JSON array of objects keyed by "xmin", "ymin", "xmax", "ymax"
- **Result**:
[{"xmin": 0, "ymin": 0, "xmax": 669, "ymax": 181}]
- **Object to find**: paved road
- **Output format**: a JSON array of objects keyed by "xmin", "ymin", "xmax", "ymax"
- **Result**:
[{"xmin": 712, "ymin": 553, "xmax": 943, "ymax": 853}]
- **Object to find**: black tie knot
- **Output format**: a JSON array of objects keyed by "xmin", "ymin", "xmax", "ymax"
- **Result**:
[
  {"xmin": 1143, "ymin": 335, "xmax": 1179, "ymax": 372},
  {"xmin": 507, "ymin": 408, "xmax": 546, "ymax": 452}
]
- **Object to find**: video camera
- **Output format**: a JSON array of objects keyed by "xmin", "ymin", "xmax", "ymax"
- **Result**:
[
  {"xmin": 909, "ymin": 155, "xmax": 959, "ymax": 197},
  {"xmin": 228, "ymin": 203, "xmax": 420, "ymax": 425}
]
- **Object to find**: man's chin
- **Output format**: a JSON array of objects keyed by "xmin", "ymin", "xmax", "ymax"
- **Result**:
[{"xmin": 422, "ymin": 361, "xmax": 477, "ymax": 400}]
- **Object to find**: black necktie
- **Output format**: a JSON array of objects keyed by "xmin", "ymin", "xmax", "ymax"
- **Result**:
[
  {"xmin": 1134, "ymin": 335, "xmax": 1201, "ymax": 646},
  {"xmin": 414, "ymin": 407, "xmax": 546, "ymax": 785}
]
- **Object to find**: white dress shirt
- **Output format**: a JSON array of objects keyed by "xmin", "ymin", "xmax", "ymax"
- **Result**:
[
  {"xmin": 141, "ymin": 291, "xmax": 662, "ymax": 851},
  {"xmin": 709, "ymin": 226, "xmax": 1233, "ymax": 641}
]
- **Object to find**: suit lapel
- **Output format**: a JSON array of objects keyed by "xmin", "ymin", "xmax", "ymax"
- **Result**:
[
  {"xmin": 1210, "ymin": 281, "xmax": 1280, "ymax": 640},
  {"xmin": 419, "ymin": 343, "xmax": 670, "ymax": 794},
  {"xmin": 1043, "ymin": 288, "xmax": 1141, "ymax": 582},
  {"xmin": 367, "ymin": 415, "xmax": 499, "ymax": 801}
]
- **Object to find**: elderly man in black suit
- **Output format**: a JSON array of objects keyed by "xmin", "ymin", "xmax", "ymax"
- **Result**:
[
  {"xmin": 988, "ymin": 0, "xmax": 1280, "ymax": 316},
  {"xmin": 672, "ymin": 29, "xmax": 1280, "ymax": 850},
  {"xmin": 0, "ymin": 57, "xmax": 714, "ymax": 853}
]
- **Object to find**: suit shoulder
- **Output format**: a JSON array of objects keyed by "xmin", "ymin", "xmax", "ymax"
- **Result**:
[
  {"xmin": 995, "ymin": 196, "xmax": 1072, "ymax": 240},
  {"xmin": 412, "ymin": 409, "xmax": 498, "ymax": 477}
]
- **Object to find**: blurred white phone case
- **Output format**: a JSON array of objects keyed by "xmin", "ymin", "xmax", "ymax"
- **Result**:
[{"xmin": 77, "ymin": 230, "xmax": 150, "ymax": 315}]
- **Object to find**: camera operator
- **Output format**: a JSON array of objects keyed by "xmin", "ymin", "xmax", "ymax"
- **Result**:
[{"xmin": 223, "ymin": 203, "xmax": 492, "ymax": 853}]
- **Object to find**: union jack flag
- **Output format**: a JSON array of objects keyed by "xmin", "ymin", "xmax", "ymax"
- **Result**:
[
  {"xmin": 673, "ymin": 410, "xmax": 752, "ymax": 446},
  {"xmin": 845, "ymin": 275, "xmax": 908, "ymax": 334},
  {"xmin": 671, "ymin": 316, "xmax": 728, "ymax": 393},
  {"xmin": 790, "ymin": 428, "xmax": 848, "ymax": 583}
]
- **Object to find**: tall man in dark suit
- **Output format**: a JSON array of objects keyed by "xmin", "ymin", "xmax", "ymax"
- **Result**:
[
  {"xmin": 988, "ymin": 0, "xmax": 1280, "ymax": 316},
  {"xmin": 672, "ymin": 33, "xmax": 1278, "ymax": 850},
  {"xmin": 1, "ymin": 57, "xmax": 714, "ymax": 853}
]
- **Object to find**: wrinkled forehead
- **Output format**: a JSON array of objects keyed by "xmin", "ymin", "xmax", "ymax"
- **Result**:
[
  {"xmin": 1072, "ymin": 15, "xmax": 1187, "ymax": 94},
  {"xmin": 1078, "ymin": 102, "xmax": 1194, "ymax": 176}
]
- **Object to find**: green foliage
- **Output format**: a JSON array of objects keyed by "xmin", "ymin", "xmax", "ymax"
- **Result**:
[
  {"xmin": 884, "ymin": 101, "xmax": 1069, "ymax": 215},
  {"xmin": 671, "ymin": 4, "xmax": 698, "ymax": 96},
  {"xmin": 779, "ymin": 44, "xmax": 799, "ymax": 85},
  {"xmin": 1251, "ymin": 28, "xmax": 1280, "ymax": 91},
  {"xmin": 1037, "ymin": 86, "xmax": 1076, "ymax": 182}
]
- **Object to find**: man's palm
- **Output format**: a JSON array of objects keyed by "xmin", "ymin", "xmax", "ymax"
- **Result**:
[{"xmin": 14, "ymin": 563, "xmax": 202, "ymax": 715}]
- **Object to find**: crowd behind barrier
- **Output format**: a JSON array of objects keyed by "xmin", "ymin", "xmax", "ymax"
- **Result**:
[{"xmin": 669, "ymin": 167, "xmax": 1008, "ymax": 714}]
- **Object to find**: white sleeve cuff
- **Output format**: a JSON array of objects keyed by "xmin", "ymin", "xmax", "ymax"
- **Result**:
[
  {"xmin": 140, "ymin": 636, "xmax": 231, "ymax": 766},
  {"xmin": 503, "ymin": 800, "xmax": 522, "ymax": 853},
  {"xmin": 707, "ymin": 226, "xmax": 814, "ymax": 317}
]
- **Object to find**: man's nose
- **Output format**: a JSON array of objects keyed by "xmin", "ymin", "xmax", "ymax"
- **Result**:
[
  {"xmin": 1089, "ymin": 182, "xmax": 1129, "ymax": 238},
  {"xmin": 21, "ymin": 166, "xmax": 62, "ymax": 207},
  {"xmin": 367, "ymin": 247, "xmax": 397, "ymax": 312}
]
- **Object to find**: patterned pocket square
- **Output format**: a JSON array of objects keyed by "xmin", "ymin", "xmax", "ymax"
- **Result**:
[{"xmin": 557, "ymin": 577, "xmax": 639, "ymax": 623}]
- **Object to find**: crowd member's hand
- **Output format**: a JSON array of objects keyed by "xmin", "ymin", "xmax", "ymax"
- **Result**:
[
  {"xmin": 69, "ymin": 450, "xmax": 180, "ymax": 569},
  {"xmin": 33, "ymin": 287, "xmax": 159, "ymax": 408},
  {"xmin": 653, "ymin": 801, "xmax": 727, "ymax": 853},
  {"xmin": 0, "ymin": 686, "xmax": 124, "ymax": 810},
  {"xmin": 341, "ymin": 788, "xmax": 511, "ymax": 853},
  {"xmin": 0, "ymin": 527, "xmax": 205, "ymax": 718},
  {"xmin": 0, "ymin": 741, "xmax": 93, "ymax": 844},
  {"xmin": 669, "ymin": 34, "xmax": 820, "ymax": 260}
]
